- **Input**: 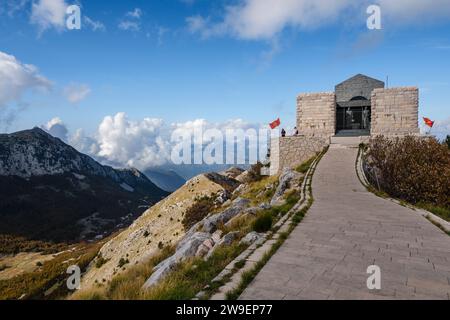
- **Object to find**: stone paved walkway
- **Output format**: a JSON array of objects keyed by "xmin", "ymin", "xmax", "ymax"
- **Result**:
[{"xmin": 240, "ymin": 146, "xmax": 450, "ymax": 300}]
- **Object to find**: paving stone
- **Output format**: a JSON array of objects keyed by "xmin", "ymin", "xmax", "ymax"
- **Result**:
[{"xmin": 239, "ymin": 147, "xmax": 450, "ymax": 300}]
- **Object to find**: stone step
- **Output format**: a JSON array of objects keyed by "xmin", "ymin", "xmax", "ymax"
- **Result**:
[{"xmin": 330, "ymin": 136, "xmax": 364, "ymax": 146}]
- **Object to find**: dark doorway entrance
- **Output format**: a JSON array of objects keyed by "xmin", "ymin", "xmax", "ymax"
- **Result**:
[{"xmin": 336, "ymin": 106, "xmax": 371, "ymax": 135}]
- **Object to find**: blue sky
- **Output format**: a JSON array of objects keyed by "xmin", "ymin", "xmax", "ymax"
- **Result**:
[{"xmin": 0, "ymin": 0, "xmax": 449, "ymax": 169}]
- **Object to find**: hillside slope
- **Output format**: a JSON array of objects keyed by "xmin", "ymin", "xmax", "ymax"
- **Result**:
[
  {"xmin": 80, "ymin": 173, "xmax": 239, "ymax": 289},
  {"xmin": 0, "ymin": 128, "xmax": 168, "ymax": 243}
]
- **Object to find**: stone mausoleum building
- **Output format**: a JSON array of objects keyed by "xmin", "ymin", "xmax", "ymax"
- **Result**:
[{"xmin": 270, "ymin": 74, "xmax": 420, "ymax": 175}]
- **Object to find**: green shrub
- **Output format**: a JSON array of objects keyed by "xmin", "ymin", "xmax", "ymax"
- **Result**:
[
  {"xmin": 295, "ymin": 156, "xmax": 315, "ymax": 173},
  {"xmin": 182, "ymin": 196, "xmax": 216, "ymax": 231},
  {"xmin": 252, "ymin": 212, "xmax": 273, "ymax": 233},
  {"xmin": 246, "ymin": 162, "xmax": 263, "ymax": 182},
  {"xmin": 95, "ymin": 253, "xmax": 109, "ymax": 269},
  {"xmin": 118, "ymin": 258, "xmax": 129, "ymax": 268},
  {"xmin": 366, "ymin": 135, "xmax": 450, "ymax": 208},
  {"xmin": 417, "ymin": 203, "xmax": 450, "ymax": 222}
]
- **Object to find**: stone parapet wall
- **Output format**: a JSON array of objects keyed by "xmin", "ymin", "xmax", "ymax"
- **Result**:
[
  {"xmin": 371, "ymin": 87, "xmax": 420, "ymax": 137},
  {"xmin": 270, "ymin": 136, "xmax": 329, "ymax": 175},
  {"xmin": 269, "ymin": 137, "xmax": 280, "ymax": 176},
  {"xmin": 297, "ymin": 92, "xmax": 336, "ymax": 139}
]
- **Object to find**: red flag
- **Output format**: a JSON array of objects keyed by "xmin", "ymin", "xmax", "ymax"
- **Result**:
[
  {"xmin": 423, "ymin": 117, "xmax": 434, "ymax": 128},
  {"xmin": 269, "ymin": 118, "xmax": 281, "ymax": 129}
]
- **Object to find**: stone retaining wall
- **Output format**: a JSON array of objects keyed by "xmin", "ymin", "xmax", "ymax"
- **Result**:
[{"xmin": 270, "ymin": 136, "xmax": 328, "ymax": 175}]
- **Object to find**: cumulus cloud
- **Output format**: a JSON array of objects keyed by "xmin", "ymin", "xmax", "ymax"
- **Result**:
[
  {"xmin": 69, "ymin": 128, "xmax": 100, "ymax": 155},
  {"xmin": 41, "ymin": 117, "xmax": 68, "ymax": 141},
  {"xmin": 95, "ymin": 112, "xmax": 170, "ymax": 168},
  {"xmin": 30, "ymin": 0, "xmax": 68, "ymax": 33},
  {"xmin": 0, "ymin": 51, "xmax": 52, "ymax": 109},
  {"xmin": 63, "ymin": 113, "xmax": 266, "ymax": 170},
  {"xmin": 187, "ymin": 0, "xmax": 450, "ymax": 40},
  {"xmin": 63, "ymin": 83, "xmax": 91, "ymax": 103}
]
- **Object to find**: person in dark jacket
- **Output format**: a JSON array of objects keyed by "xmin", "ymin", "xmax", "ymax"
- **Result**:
[{"xmin": 281, "ymin": 128, "xmax": 286, "ymax": 137}]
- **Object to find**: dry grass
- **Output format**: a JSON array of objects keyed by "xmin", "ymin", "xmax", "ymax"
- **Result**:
[
  {"xmin": 71, "ymin": 245, "xmax": 175, "ymax": 300},
  {"xmin": 0, "ymin": 241, "xmax": 103, "ymax": 300},
  {"xmin": 240, "ymin": 175, "xmax": 279, "ymax": 206},
  {"xmin": 71, "ymin": 243, "xmax": 245, "ymax": 300}
]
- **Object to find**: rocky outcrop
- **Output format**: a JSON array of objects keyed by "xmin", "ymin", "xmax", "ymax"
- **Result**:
[
  {"xmin": 143, "ymin": 232, "xmax": 211, "ymax": 289},
  {"xmin": 202, "ymin": 197, "xmax": 250, "ymax": 233},
  {"xmin": 143, "ymin": 227, "xmax": 241, "ymax": 288},
  {"xmin": 203, "ymin": 172, "xmax": 241, "ymax": 192},
  {"xmin": 270, "ymin": 168, "xmax": 303, "ymax": 206},
  {"xmin": 239, "ymin": 231, "xmax": 265, "ymax": 245},
  {"xmin": 141, "ymin": 196, "xmax": 251, "ymax": 289},
  {"xmin": 220, "ymin": 167, "xmax": 245, "ymax": 179},
  {"xmin": 235, "ymin": 171, "xmax": 251, "ymax": 183},
  {"xmin": 204, "ymin": 231, "xmax": 240, "ymax": 260},
  {"xmin": 218, "ymin": 231, "xmax": 240, "ymax": 247}
]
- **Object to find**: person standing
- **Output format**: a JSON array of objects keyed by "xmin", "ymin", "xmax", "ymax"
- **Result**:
[{"xmin": 281, "ymin": 128, "xmax": 286, "ymax": 137}]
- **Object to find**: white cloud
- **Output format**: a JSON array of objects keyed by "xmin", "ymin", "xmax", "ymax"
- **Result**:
[
  {"xmin": 187, "ymin": 0, "xmax": 450, "ymax": 41},
  {"xmin": 187, "ymin": 0, "xmax": 357, "ymax": 40},
  {"xmin": 42, "ymin": 117, "xmax": 68, "ymax": 141},
  {"xmin": 186, "ymin": 15, "xmax": 210, "ymax": 35},
  {"xmin": 30, "ymin": 0, "xmax": 68, "ymax": 33},
  {"xmin": 84, "ymin": 16, "xmax": 106, "ymax": 32},
  {"xmin": 63, "ymin": 83, "xmax": 91, "ymax": 103},
  {"xmin": 1, "ymin": 0, "xmax": 30, "ymax": 17},
  {"xmin": 118, "ymin": 20, "xmax": 140, "ymax": 32},
  {"xmin": 0, "ymin": 51, "xmax": 52, "ymax": 109},
  {"xmin": 377, "ymin": 0, "xmax": 450, "ymax": 23},
  {"xmin": 119, "ymin": 7, "xmax": 143, "ymax": 32},
  {"xmin": 126, "ymin": 8, "xmax": 142, "ymax": 19},
  {"xmin": 69, "ymin": 128, "xmax": 99, "ymax": 155},
  {"xmin": 64, "ymin": 113, "xmax": 265, "ymax": 170},
  {"xmin": 421, "ymin": 116, "xmax": 450, "ymax": 140},
  {"xmin": 96, "ymin": 112, "xmax": 170, "ymax": 168}
]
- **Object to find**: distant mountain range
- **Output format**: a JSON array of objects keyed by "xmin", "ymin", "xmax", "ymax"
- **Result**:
[
  {"xmin": 157, "ymin": 163, "xmax": 246, "ymax": 181},
  {"xmin": 0, "ymin": 128, "xmax": 168, "ymax": 243},
  {"xmin": 144, "ymin": 169, "xmax": 186, "ymax": 192}
]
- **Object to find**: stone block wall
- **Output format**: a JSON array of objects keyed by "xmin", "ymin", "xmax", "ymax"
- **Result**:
[
  {"xmin": 270, "ymin": 136, "xmax": 328, "ymax": 175},
  {"xmin": 371, "ymin": 87, "xmax": 420, "ymax": 137},
  {"xmin": 297, "ymin": 92, "xmax": 336, "ymax": 139}
]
